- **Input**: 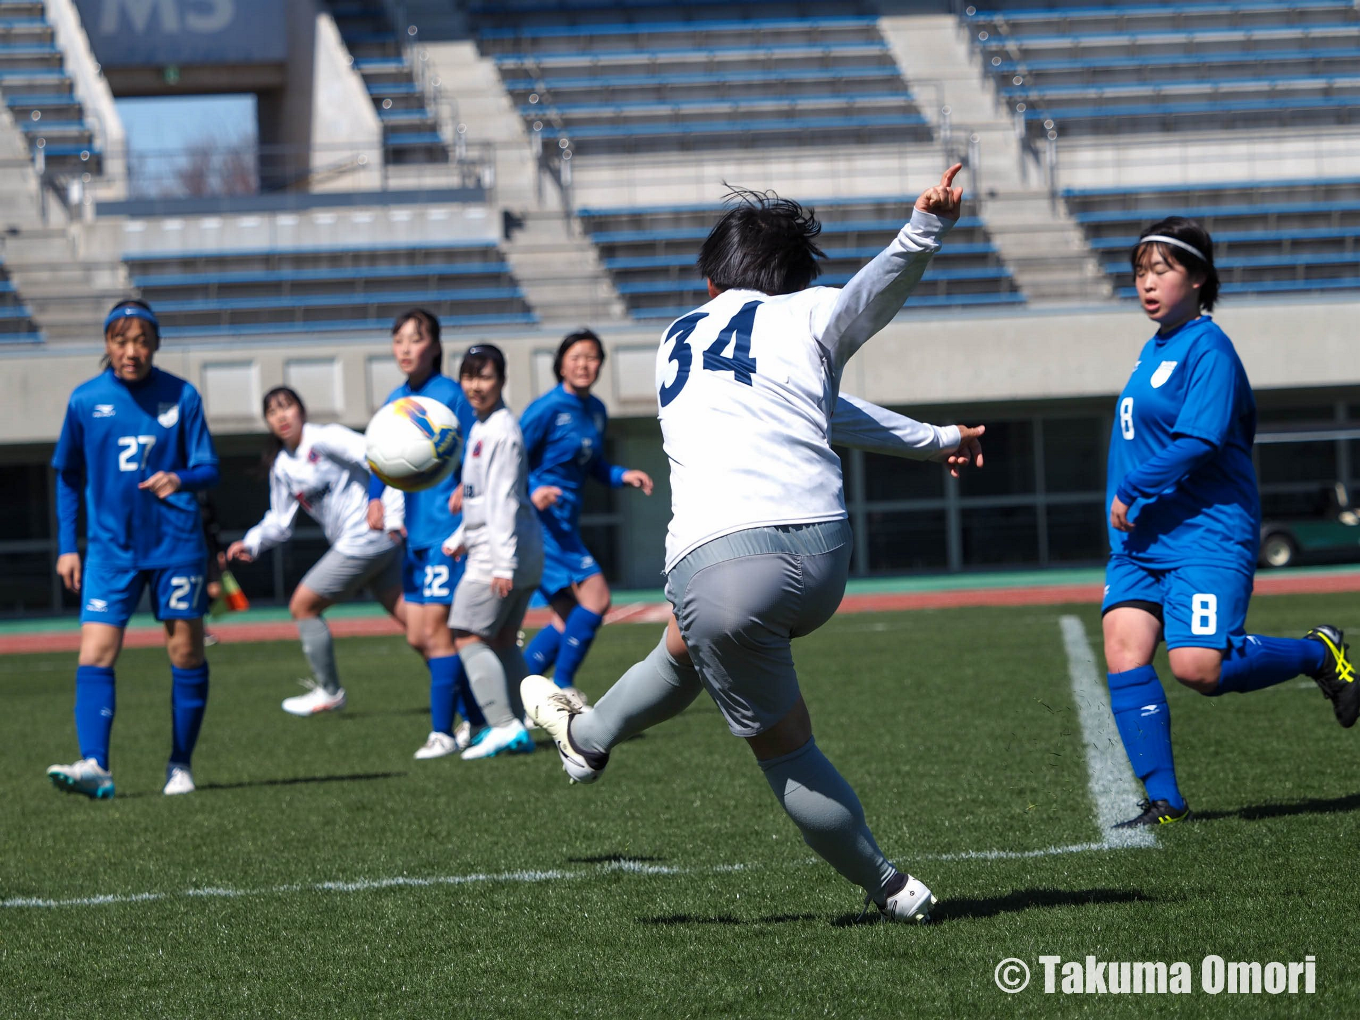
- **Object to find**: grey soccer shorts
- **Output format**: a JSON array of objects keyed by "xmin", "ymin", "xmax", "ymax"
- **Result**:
[
  {"xmin": 299, "ymin": 544, "xmax": 402, "ymax": 602},
  {"xmin": 449, "ymin": 577, "xmax": 534, "ymax": 640},
  {"xmin": 665, "ymin": 519, "xmax": 852, "ymax": 737}
]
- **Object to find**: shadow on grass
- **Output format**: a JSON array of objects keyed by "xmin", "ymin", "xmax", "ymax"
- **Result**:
[
  {"xmin": 116, "ymin": 770, "xmax": 408, "ymax": 798},
  {"xmin": 337, "ymin": 707, "xmax": 429, "ymax": 720},
  {"xmin": 914, "ymin": 887, "xmax": 1155, "ymax": 924},
  {"xmin": 1193, "ymin": 792, "xmax": 1360, "ymax": 823},
  {"xmin": 639, "ymin": 913, "xmax": 820, "ymax": 926}
]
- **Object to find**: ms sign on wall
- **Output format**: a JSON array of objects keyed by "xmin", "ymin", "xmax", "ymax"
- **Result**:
[{"xmin": 74, "ymin": 0, "xmax": 287, "ymax": 66}]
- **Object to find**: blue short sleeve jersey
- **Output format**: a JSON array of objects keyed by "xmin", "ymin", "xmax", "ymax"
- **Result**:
[
  {"xmin": 520, "ymin": 383, "xmax": 625, "ymax": 535},
  {"xmin": 383, "ymin": 373, "xmax": 477, "ymax": 551},
  {"xmin": 1106, "ymin": 316, "xmax": 1260, "ymax": 571},
  {"xmin": 52, "ymin": 367, "xmax": 219, "ymax": 569}
]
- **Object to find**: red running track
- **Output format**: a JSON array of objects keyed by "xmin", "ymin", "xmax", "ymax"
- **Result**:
[{"xmin": 2, "ymin": 570, "xmax": 1356, "ymax": 656}]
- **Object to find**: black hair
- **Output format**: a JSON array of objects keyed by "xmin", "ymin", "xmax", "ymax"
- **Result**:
[
  {"xmin": 101, "ymin": 297, "xmax": 159, "ymax": 368},
  {"xmin": 260, "ymin": 385, "xmax": 307, "ymax": 472},
  {"xmin": 1131, "ymin": 217, "xmax": 1219, "ymax": 313},
  {"xmin": 696, "ymin": 186, "xmax": 824, "ymax": 296},
  {"xmin": 460, "ymin": 343, "xmax": 506, "ymax": 383},
  {"xmin": 553, "ymin": 328, "xmax": 605, "ymax": 382},
  {"xmin": 392, "ymin": 308, "xmax": 443, "ymax": 375}
]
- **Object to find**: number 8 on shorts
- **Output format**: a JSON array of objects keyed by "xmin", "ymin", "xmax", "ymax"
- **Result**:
[{"xmin": 1190, "ymin": 593, "xmax": 1218, "ymax": 636}]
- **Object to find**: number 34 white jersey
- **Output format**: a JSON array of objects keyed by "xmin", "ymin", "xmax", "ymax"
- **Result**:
[{"xmin": 656, "ymin": 209, "xmax": 955, "ymax": 571}]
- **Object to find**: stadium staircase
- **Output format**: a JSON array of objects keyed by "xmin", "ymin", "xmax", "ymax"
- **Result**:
[
  {"xmin": 0, "ymin": 0, "xmax": 100, "ymax": 177},
  {"xmin": 325, "ymin": 0, "xmax": 452, "ymax": 166}
]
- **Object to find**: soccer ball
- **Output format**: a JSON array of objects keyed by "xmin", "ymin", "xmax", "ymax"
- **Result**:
[{"xmin": 365, "ymin": 396, "xmax": 462, "ymax": 492}]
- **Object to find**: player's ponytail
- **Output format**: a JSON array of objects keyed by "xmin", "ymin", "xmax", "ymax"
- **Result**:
[{"xmin": 1132, "ymin": 218, "xmax": 1219, "ymax": 312}]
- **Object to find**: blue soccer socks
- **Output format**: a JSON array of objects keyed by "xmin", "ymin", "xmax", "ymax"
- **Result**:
[
  {"xmin": 524, "ymin": 624, "xmax": 563, "ymax": 677},
  {"xmin": 169, "ymin": 664, "xmax": 210, "ymax": 767},
  {"xmin": 1214, "ymin": 635, "xmax": 1328, "ymax": 695},
  {"xmin": 74, "ymin": 665, "xmax": 116, "ymax": 770},
  {"xmin": 555, "ymin": 606, "xmax": 604, "ymax": 690},
  {"xmin": 1108, "ymin": 665, "xmax": 1185, "ymax": 812}
]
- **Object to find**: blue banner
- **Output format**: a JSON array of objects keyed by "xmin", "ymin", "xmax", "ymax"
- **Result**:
[{"xmin": 74, "ymin": 0, "xmax": 288, "ymax": 66}]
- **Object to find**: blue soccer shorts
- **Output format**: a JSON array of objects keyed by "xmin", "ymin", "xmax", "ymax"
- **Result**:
[
  {"xmin": 1102, "ymin": 554, "xmax": 1253, "ymax": 651},
  {"xmin": 537, "ymin": 517, "xmax": 602, "ymax": 600},
  {"xmin": 402, "ymin": 545, "xmax": 465, "ymax": 605},
  {"xmin": 80, "ymin": 560, "xmax": 209, "ymax": 627}
]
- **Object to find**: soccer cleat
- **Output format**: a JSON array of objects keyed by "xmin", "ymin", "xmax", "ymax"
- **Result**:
[
  {"xmin": 522, "ymin": 712, "xmax": 541, "ymax": 731},
  {"xmin": 414, "ymin": 730, "xmax": 460, "ymax": 760},
  {"xmin": 452, "ymin": 720, "xmax": 487, "ymax": 752},
  {"xmin": 1304, "ymin": 625, "xmax": 1357, "ymax": 728},
  {"xmin": 521, "ymin": 674, "xmax": 603, "ymax": 784},
  {"xmin": 874, "ymin": 873, "xmax": 937, "ymax": 923},
  {"xmin": 1113, "ymin": 798, "xmax": 1191, "ymax": 828},
  {"xmin": 560, "ymin": 685, "xmax": 590, "ymax": 707},
  {"xmin": 46, "ymin": 758, "xmax": 115, "ymax": 800},
  {"xmin": 459, "ymin": 720, "xmax": 536, "ymax": 760},
  {"xmin": 163, "ymin": 765, "xmax": 195, "ymax": 796},
  {"xmin": 281, "ymin": 680, "xmax": 347, "ymax": 717}
]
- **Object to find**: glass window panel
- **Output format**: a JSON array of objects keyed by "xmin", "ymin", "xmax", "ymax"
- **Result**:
[
  {"xmin": 0, "ymin": 463, "xmax": 50, "ymax": 540},
  {"xmin": 1257, "ymin": 439, "xmax": 1337, "ymax": 487},
  {"xmin": 865, "ymin": 510, "xmax": 948, "ymax": 572},
  {"xmin": 958, "ymin": 420, "xmax": 1035, "ymax": 497},
  {"xmin": 0, "ymin": 552, "xmax": 54, "ymax": 614},
  {"xmin": 1045, "ymin": 502, "xmax": 1109, "ymax": 563},
  {"xmin": 1043, "ymin": 417, "xmax": 1107, "ymax": 494},
  {"xmin": 579, "ymin": 522, "xmax": 620, "ymax": 583},
  {"xmin": 862, "ymin": 451, "xmax": 944, "ymax": 501},
  {"xmin": 961, "ymin": 505, "xmax": 1040, "ymax": 565}
]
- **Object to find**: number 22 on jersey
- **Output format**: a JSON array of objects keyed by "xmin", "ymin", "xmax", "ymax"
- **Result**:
[{"xmin": 658, "ymin": 300, "xmax": 762, "ymax": 408}]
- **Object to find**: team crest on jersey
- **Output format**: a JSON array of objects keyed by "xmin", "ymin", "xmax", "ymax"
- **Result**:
[
  {"xmin": 1149, "ymin": 361, "xmax": 1179, "ymax": 388},
  {"xmin": 92, "ymin": 404, "xmax": 115, "ymax": 418},
  {"xmin": 157, "ymin": 402, "xmax": 180, "ymax": 428},
  {"xmin": 472, "ymin": 440, "xmax": 483, "ymax": 458},
  {"xmin": 308, "ymin": 448, "xmax": 320, "ymax": 464}
]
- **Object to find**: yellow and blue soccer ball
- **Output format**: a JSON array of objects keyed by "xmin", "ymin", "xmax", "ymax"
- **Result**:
[{"xmin": 364, "ymin": 396, "xmax": 462, "ymax": 492}]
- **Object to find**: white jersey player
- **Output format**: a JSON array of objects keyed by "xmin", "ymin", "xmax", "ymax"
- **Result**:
[
  {"xmin": 228, "ymin": 387, "xmax": 406, "ymax": 716},
  {"xmin": 441, "ymin": 344, "xmax": 544, "ymax": 760},
  {"xmin": 525, "ymin": 166, "xmax": 983, "ymax": 924}
]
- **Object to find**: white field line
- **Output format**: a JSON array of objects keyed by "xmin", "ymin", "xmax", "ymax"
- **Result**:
[
  {"xmin": 1059, "ymin": 615, "xmax": 1156, "ymax": 849},
  {"xmin": 5, "ymin": 837, "xmax": 1156, "ymax": 913}
]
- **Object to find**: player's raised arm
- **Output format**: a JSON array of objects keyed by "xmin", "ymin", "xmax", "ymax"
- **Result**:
[
  {"xmin": 831, "ymin": 393, "xmax": 984, "ymax": 476},
  {"xmin": 814, "ymin": 164, "xmax": 964, "ymax": 369}
]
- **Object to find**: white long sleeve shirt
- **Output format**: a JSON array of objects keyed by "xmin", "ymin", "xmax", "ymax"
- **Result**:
[
  {"xmin": 444, "ymin": 404, "xmax": 543, "ymax": 583},
  {"xmin": 242, "ymin": 422, "xmax": 404, "ymax": 559},
  {"xmin": 656, "ymin": 208, "xmax": 954, "ymax": 570}
]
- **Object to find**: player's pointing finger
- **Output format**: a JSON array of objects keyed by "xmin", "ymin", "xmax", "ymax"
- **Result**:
[{"xmin": 940, "ymin": 163, "xmax": 963, "ymax": 189}]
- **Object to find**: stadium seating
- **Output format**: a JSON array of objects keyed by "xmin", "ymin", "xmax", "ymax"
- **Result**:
[
  {"xmin": 965, "ymin": 1, "xmax": 1360, "ymax": 138},
  {"xmin": 0, "ymin": 0, "xmax": 100, "ymax": 175},
  {"xmin": 1065, "ymin": 176, "xmax": 1360, "ymax": 297},
  {"xmin": 0, "ymin": 259, "xmax": 40, "ymax": 343},
  {"xmin": 126, "ymin": 239, "xmax": 537, "ymax": 338},
  {"xmin": 471, "ymin": 2, "xmax": 931, "ymax": 155},
  {"xmin": 578, "ymin": 197, "xmax": 1023, "ymax": 319},
  {"xmin": 325, "ymin": 0, "xmax": 449, "ymax": 164}
]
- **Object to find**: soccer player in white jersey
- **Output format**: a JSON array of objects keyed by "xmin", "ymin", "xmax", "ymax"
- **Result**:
[
  {"xmin": 227, "ymin": 387, "xmax": 406, "ymax": 715},
  {"xmin": 442, "ymin": 345, "xmax": 545, "ymax": 760},
  {"xmin": 525, "ymin": 167, "xmax": 984, "ymax": 922}
]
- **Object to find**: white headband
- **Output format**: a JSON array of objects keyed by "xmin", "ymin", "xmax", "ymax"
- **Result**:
[{"xmin": 1140, "ymin": 234, "xmax": 1207, "ymax": 262}]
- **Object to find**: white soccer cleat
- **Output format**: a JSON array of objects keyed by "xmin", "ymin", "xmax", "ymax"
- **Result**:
[
  {"xmin": 414, "ymin": 730, "xmax": 460, "ymax": 760},
  {"xmin": 458, "ymin": 720, "xmax": 535, "ymax": 760},
  {"xmin": 520, "ymin": 674, "xmax": 602, "ymax": 784},
  {"xmin": 46, "ymin": 757, "xmax": 115, "ymax": 800},
  {"xmin": 560, "ymin": 685, "xmax": 590, "ymax": 707},
  {"xmin": 452, "ymin": 719, "xmax": 485, "ymax": 751},
  {"xmin": 877, "ymin": 873, "xmax": 937, "ymax": 923},
  {"xmin": 163, "ymin": 765, "xmax": 195, "ymax": 796},
  {"xmin": 522, "ymin": 712, "xmax": 541, "ymax": 731},
  {"xmin": 281, "ymin": 681, "xmax": 346, "ymax": 717}
]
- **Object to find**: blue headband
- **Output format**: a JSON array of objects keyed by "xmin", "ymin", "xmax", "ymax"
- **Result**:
[{"xmin": 104, "ymin": 304, "xmax": 159, "ymax": 332}]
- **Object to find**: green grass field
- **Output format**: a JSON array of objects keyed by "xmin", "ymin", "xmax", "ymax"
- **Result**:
[{"xmin": 4, "ymin": 594, "xmax": 1358, "ymax": 1018}]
